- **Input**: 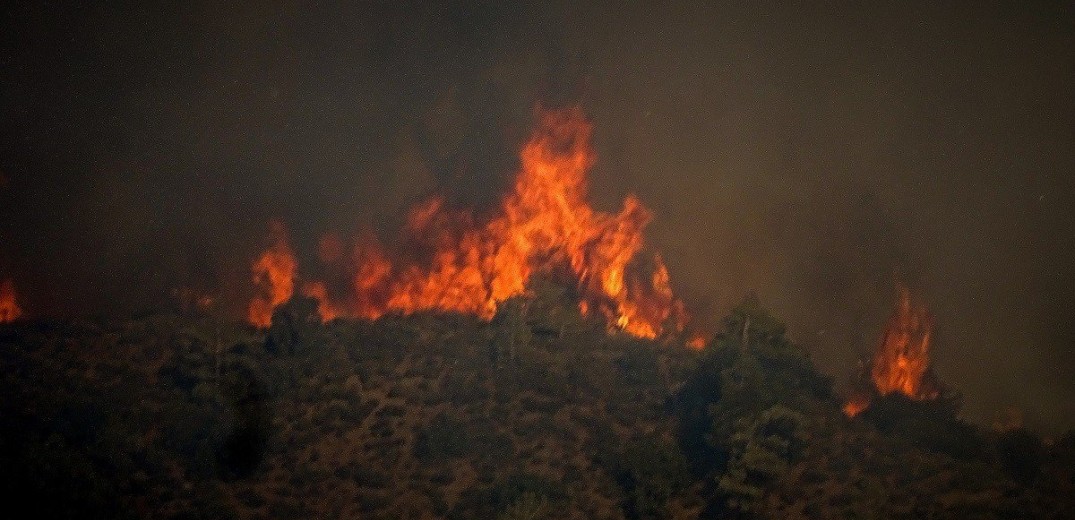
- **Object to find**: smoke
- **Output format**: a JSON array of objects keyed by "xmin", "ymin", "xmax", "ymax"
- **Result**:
[{"xmin": 1, "ymin": 1, "xmax": 1072, "ymax": 432}]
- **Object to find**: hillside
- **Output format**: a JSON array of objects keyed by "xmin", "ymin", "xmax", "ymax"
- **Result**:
[{"xmin": 1, "ymin": 292, "xmax": 1072, "ymax": 519}]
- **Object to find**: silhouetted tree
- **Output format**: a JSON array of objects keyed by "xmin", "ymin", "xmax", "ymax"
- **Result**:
[
  {"xmin": 717, "ymin": 405, "xmax": 805, "ymax": 514},
  {"xmin": 265, "ymin": 296, "xmax": 321, "ymax": 355}
]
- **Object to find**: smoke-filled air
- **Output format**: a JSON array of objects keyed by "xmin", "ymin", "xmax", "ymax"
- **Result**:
[{"xmin": 1, "ymin": 2, "xmax": 1073, "ymax": 518}]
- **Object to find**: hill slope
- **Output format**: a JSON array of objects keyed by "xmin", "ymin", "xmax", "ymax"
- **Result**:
[{"xmin": 0, "ymin": 296, "xmax": 1072, "ymax": 519}]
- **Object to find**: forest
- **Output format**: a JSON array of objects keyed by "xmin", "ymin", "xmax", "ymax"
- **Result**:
[{"xmin": 1, "ymin": 284, "xmax": 1072, "ymax": 519}]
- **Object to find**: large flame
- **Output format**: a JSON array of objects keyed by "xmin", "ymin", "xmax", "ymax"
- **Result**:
[
  {"xmin": 844, "ymin": 286, "xmax": 937, "ymax": 416},
  {"xmin": 247, "ymin": 107, "xmax": 690, "ymax": 339},
  {"xmin": 0, "ymin": 278, "xmax": 23, "ymax": 323},
  {"xmin": 871, "ymin": 287, "xmax": 937, "ymax": 400},
  {"xmin": 247, "ymin": 221, "xmax": 298, "ymax": 328}
]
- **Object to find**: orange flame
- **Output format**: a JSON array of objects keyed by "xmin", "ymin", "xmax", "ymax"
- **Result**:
[
  {"xmin": 871, "ymin": 287, "xmax": 937, "ymax": 400},
  {"xmin": 247, "ymin": 108, "xmax": 690, "ymax": 339},
  {"xmin": 0, "ymin": 278, "xmax": 23, "ymax": 323},
  {"xmin": 843, "ymin": 286, "xmax": 937, "ymax": 417},
  {"xmin": 247, "ymin": 221, "xmax": 297, "ymax": 328}
]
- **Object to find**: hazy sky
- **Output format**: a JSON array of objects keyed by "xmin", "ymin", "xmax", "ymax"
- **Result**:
[{"xmin": 2, "ymin": 1, "xmax": 1072, "ymax": 432}]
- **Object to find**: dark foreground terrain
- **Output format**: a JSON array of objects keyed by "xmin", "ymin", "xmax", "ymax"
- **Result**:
[{"xmin": 1, "ymin": 292, "xmax": 1072, "ymax": 519}]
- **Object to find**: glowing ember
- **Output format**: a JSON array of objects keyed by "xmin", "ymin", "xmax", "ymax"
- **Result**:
[
  {"xmin": 0, "ymin": 278, "xmax": 23, "ymax": 323},
  {"xmin": 686, "ymin": 335, "xmax": 707, "ymax": 350},
  {"xmin": 247, "ymin": 221, "xmax": 297, "ymax": 328},
  {"xmin": 842, "ymin": 394, "xmax": 870, "ymax": 417},
  {"xmin": 247, "ymin": 107, "xmax": 690, "ymax": 340}
]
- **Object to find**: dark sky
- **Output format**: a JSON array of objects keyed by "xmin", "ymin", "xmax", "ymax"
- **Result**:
[{"xmin": 1, "ymin": 1, "xmax": 1073, "ymax": 432}]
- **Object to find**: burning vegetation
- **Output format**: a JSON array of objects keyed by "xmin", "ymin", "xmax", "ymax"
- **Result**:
[
  {"xmin": 871, "ymin": 287, "xmax": 938, "ymax": 400},
  {"xmin": 0, "ymin": 278, "xmax": 22, "ymax": 323},
  {"xmin": 248, "ymin": 108, "xmax": 693, "ymax": 341},
  {"xmin": 844, "ymin": 286, "xmax": 939, "ymax": 416},
  {"xmin": 248, "ymin": 221, "xmax": 298, "ymax": 328}
]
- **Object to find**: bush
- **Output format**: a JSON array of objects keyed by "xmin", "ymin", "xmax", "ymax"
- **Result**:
[
  {"xmin": 413, "ymin": 414, "xmax": 469, "ymax": 460},
  {"xmin": 995, "ymin": 428, "xmax": 1044, "ymax": 483},
  {"xmin": 716, "ymin": 405, "xmax": 806, "ymax": 514},
  {"xmin": 497, "ymin": 491, "xmax": 549, "ymax": 520},
  {"xmin": 619, "ymin": 436, "xmax": 691, "ymax": 519},
  {"xmin": 861, "ymin": 393, "xmax": 986, "ymax": 460},
  {"xmin": 451, "ymin": 473, "xmax": 565, "ymax": 520},
  {"xmin": 617, "ymin": 345, "xmax": 660, "ymax": 388}
]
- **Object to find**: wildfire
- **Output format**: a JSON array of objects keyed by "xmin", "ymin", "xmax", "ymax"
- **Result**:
[
  {"xmin": 0, "ymin": 278, "xmax": 23, "ymax": 323},
  {"xmin": 247, "ymin": 221, "xmax": 298, "ymax": 328},
  {"xmin": 247, "ymin": 107, "xmax": 691, "ymax": 340},
  {"xmin": 871, "ymin": 287, "xmax": 937, "ymax": 400},
  {"xmin": 844, "ymin": 286, "xmax": 938, "ymax": 417}
]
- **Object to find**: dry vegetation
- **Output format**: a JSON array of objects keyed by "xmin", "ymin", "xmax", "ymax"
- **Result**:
[{"xmin": 0, "ymin": 292, "xmax": 1072, "ymax": 519}]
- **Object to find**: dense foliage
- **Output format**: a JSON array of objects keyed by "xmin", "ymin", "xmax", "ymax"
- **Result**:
[{"xmin": 0, "ymin": 293, "xmax": 1072, "ymax": 518}]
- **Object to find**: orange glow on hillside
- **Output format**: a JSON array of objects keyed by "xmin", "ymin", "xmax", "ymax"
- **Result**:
[
  {"xmin": 247, "ymin": 107, "xmax": 691, "ymax": 340},
  {"xmin": 0, "ymin": 278, "xmax": 22, "ymax": 323}
]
